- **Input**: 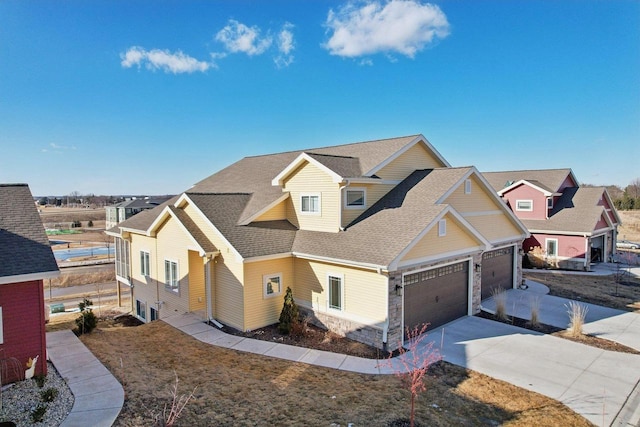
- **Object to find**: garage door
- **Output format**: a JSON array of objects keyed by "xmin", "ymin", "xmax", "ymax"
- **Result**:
[
  {"xmin": 481, "ymin": 247, "xmax": 514, "ymax": 300},
  {"xmin": 404, "ymin": 261, "xmax": 468, "ymax": 339}
]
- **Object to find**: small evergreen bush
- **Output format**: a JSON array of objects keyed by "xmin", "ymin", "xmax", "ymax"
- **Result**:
[
  {"xmin": 278, "ymin": 287, "xmax": 299, "ymax": 335},
  {"xmin": 75, "ymin": 298, "xmax": 98, "ymax": 335},
  {"xmin": 31, "ymin": 404, "xmax": 47, "ymax": 423},
  {"xmin": 34, "ymin": 374, "xmax": 46, "ymax": 388}
]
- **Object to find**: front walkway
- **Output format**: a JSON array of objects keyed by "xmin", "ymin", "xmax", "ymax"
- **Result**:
[{"xmin": 47, "ymin": 330, "xmax": 124, "ymax": 427}]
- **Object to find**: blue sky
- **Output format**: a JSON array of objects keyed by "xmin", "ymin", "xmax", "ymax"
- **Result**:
[{"xmin": 1, "ymin": 1, "xmax": 638, "ymax": 197}]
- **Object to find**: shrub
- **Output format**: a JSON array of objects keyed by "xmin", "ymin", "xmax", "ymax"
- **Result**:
[
  {"xmin": 41, "ymin": 387, "xmax": 58, "ymax": 402},
  {"xmin": 566, "ymin": 301, "xmax": 589, "ymax": 337},
  {"xmin": 31, "ymin": 404, "xmax": 48, "ymax": 423},
  {"xmin": 71, "ymin": 220, "xmax": 81, "ymax": 228},
  {"xmin": 75, "ymin": 298, "xmax": 98, "ymax": 335},
  {"xmin": 34, "ymin": 373, "xmax": 46, "ymax": 388},
  {"xmin": 278, "ymin": 287, "xmax": 299, "ymax": 335},
  {"xmin": 88, "ymin": 220, "xmax": 94, "ymax": 227},
  {"xmin": 491, "ymin": 288, "xmax": 508, "ymax": 321}
]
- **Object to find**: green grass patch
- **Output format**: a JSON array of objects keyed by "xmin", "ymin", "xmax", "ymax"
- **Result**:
[{"xmin": 46, "ymin": 229, "xmax": 82, "ymax": 235}]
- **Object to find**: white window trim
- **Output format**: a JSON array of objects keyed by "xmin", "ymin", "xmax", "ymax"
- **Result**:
[
  {"xmin": 344, "ymin": 188, "xmax": 366, "ymax": 210},
  {"xmin": 464, "ymin": 179, "xmax": 472, "ymax": 194},
  {"xmin": 516, "ymin": 199, "xmax": 533, "ymax": 211},
  {"xmin": 140, "ymin": 250, "xmax": 150, "ymax": 277},
  {"xmin": 263, "ymin": 273, "xmax": 283, "ymax": 299},
  {"xmin": 0, "ymin": 306, "xmax": 3, "ymax": 344},
  {"xmin": 164, "ymin": 259, "xmax": 179, "ymax": 293},
  {"xmin": 300, "ymin": 193, "xmax": 321, "ymax": 215},
  {"xmin": 438, "ymin": 219, "xmax": 447, "ymax": 237},
  {"xmin": 327, "ymin": 273, "xmax": 344, "ymax": 312},
  {"xmin": 547, "ymin": 197, "xmax": 554, "ymax": 209},
  {"xmin": 546, "ymin": 238, "xmax": 559, "ymax": 257}
]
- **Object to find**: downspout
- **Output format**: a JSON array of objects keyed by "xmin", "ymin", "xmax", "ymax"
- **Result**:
[
  {"xmin": 155, "ymin": 237, "xmax": 162, "ymax": 317},
  {"xmin": 204, "ymin": 251, "xmax": 220, "ymax": 323}
]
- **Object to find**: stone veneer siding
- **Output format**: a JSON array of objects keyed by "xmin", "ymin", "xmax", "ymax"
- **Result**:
[{"xmin": 298, "ymin": 306, "xmax": 385, "ymax": 350}]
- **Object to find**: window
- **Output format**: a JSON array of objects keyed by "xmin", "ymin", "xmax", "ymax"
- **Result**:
[
  {"xmin": 546, "ymin": 239, "xmax": 558, "ymax": 257},
  {"xmin": 516, "ymin": 200, "xmax": 533, "ymax": 211},
  {"xmin": 115, "ymin": 237, "xmax": 130, "ymax": 280},
  {"xmin": 328, "ymin": 274, "xmax": 343, "ymax": 311},
  {"xmin": 263, "ymin": 273, "xmax": 283, "ymax": 298},
  {"xmin": 438, "ymin": 219, "xmax": 447, "ymax": 237},
  {"xmin": 301, "ymin": 194, "xmax": 320, "ymax": 214},
  {"xmin": 150, "ymin": 307, "xmax": 158, "ymax": 321},
  {"xmin": 164, "ymin": 260, "xmax": 179, "ymax": 292},
  {"xmin": 136, "ymin": 300, "xmax": 146, "ymax": 320},
  {"xmin": 0, "ymin": 306, "xmax": 3, "ymax": 344},
  {"xmin": 465, "ymin": 179, "xmax": 472, "ymax": 194},
  {"xmin": 345, "ymin": 189, "xmax": 365, "ymax": 209},
  {"xmin": 140, "ymin": 251, "xmax": 150, "ymax": 277},
  {"xmin": 547, "ymin": 197, "xmax": 554, "ymax": 209}
]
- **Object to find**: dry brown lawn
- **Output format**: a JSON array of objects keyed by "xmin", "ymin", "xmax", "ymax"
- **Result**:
[
  {"xmin": 525, "ymin": 272, "xmax": 640, "ymax": 312},
  {"xmin": 77, "ymin": 320, "xmax": 592, "ymax": 427},
  {"xmin": 618, "ymin": 210, "xmax": 640, "ymax": 243}
]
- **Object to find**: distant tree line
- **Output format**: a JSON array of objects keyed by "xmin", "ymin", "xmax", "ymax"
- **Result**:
[{"xmin": 582, "ymin": 177, "xmax": 640, "ymax": 210}]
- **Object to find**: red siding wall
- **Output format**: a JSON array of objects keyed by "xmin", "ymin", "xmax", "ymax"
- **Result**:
[
  {"xmin": 0, "ymin": 280, "xmax": 47, "ymax": 384},
  {"xmin": 503, "ymin": 185, "xmax": 548, "ymax": 220},
  {"xmin": 595, "ymin": 214, "xmax": 608, "ymax": 230},
  {"xmin": 524, "ymin": 233, "xmax": 587, "ymax": 258},
  {"xmin": 558, "ymin": 174, "xmax": 577, "ymax": 191}
]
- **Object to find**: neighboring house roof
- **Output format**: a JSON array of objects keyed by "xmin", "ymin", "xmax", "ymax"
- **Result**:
[
  {"xmin": 0, "ymin": 184, "xmax": 59, "ymax": 284},
  {"xmin": 483, "ymin": 169, "xmax": 575, "ymax": 193},
  {"xmin": 522, "ymin": 187, "xmax": 615, "ymax": 235},
  {"xmin": 109, "ymin": 196, "xmax": 173, "ymax": 210}
]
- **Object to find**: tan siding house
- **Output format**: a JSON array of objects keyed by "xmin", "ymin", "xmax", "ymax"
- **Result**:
[{"xmin": 109, "ymin": 134, "xmax": 528, "ymax": 350}]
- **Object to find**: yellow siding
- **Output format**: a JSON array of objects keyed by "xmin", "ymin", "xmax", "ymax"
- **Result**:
[
  {"xmin": 443, "ymin": 175, "xmax": 500, "ymax": 212},
  {"xmin": 188, "ymin": 250, "xmax": 205, "ymax": 312},
  {"xmin": 293, "ymin": 259, "xmax": 388, "ymax": 322},
  {"xmin": 154, "ymin": 217, "xmax": 193, "ymax": 316},
  {"xmin": 283, "ymin": 161, "xmax": 341, "ymax": 232},
  {"xmin": 466, "ymin": 214, "xmax": 521, "ymax": 242},
  {"xmin": 254, "ymin": 199, "xmax": 287, "ymax": 222},
  {"xmin": 181, "ymin": 201, "xmax": 246, "ymax": 328},
  {"xmin": 341, "ymin": 183, "xmax": 395, "ymax": 227},
  {"xmin": 129, "ymin": 233, "xmax": 157, "ymax": 321},
  {"xmin": 401, "ymin": 214, "xmax": 479, "ymax": 262},
  {"xmin": 376, "ymin": 143, "xmax": 444, "ymax": 181},
  {"xmin": 243, "ymin": 257, "xmax": 295, "ymax": 330},
  {"xmin": 213, "ymin": 254, "xmax": 244, "ymax": 330}
]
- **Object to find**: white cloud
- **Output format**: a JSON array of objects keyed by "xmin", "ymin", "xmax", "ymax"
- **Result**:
[
  {"xmin": 323, "ymin": 0, "xmax": 450, "ymax": 59},
  {"xmin": 120, "ymin": 46, "xmax": 211, "ymax": 74},
  {"xmin": 215, "ymin": 20, "xmax": 272, "ymax": 56},
  {"xmin": 43, "ymin": 143, "xmax": 76, "ymax": 153},
  {"xmin": 274, "ymin": 22, "xmax": 295, "ymax": 68}
]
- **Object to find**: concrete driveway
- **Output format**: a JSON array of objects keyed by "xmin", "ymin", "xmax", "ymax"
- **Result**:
[{"xmin": 419, "ymin": 316, "xmax": 640, "ymax": 426}]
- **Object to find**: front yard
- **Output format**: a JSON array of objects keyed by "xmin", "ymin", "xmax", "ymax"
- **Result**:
[{"xmin": 78, "ymin": 319, "xmax": 590, "ymax": 426}]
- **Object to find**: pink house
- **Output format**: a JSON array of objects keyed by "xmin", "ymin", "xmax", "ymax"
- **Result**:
[
  {"xmin": 483, "ymin": 169, "xmax": 620, "ymax": 271},
  {"xmin": 0, "ymin": 184, "xmax": 59, "ymax": 384}
]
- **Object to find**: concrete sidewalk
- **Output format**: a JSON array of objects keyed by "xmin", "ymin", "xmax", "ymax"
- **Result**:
[
  {"xmin": 482, "ymin": 286, "xmax": 640, "ymax": 351},
  {"xmin": 419, "ymin": 316, "xmax": 640, "ymax": 427},
  {"xmin": 47, "ymin": 330, "xmax": 124, "ymax": 427}
]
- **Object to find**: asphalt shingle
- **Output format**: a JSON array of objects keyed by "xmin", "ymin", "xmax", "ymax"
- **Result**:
[{"xmin": 0, "ymin": 184, "xmax": 59, "ymax": 279}]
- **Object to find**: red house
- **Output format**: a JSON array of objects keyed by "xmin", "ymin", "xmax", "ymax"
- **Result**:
[
  {"xmin": 483, "ymin": 169, "xmax": 620, "ymax": 271},
  {"xmin": 0, "ymin": 184, "xmax": 59, "ymax": 384}
]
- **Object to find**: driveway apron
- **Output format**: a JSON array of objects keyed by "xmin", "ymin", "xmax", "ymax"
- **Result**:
[{"xmin": 419, "ymin": 316, "xmax": 640, "ymax": 427}]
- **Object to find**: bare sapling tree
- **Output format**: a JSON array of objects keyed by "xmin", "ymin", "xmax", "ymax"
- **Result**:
[
  {"xmin": 153, "ymin": 371, "xmax": 197, "ymax": 427},
  {"xmin": 385, "ymin": 323, "xmax": 442, "ymax": 427}
]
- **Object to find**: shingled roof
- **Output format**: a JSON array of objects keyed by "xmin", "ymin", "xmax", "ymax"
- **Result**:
[
  {"xmin": 0, "ymin": 184, "xmax": 59, "ymax": 283},
  {"xmin": 523, "ymin": 187, "xmax": 613, "ymax": 234},
  {"xmin": 112, "ymin": 136, "xmax": 491, "ymax": 268},
  {"xmin": 483, "ymin": 169, "xmax": 573, "ymax": 193}
]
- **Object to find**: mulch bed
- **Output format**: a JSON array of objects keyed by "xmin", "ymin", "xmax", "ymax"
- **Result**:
[{"xmin": 226, "ymin": 322, "xmax": 388, "ymax": 359}]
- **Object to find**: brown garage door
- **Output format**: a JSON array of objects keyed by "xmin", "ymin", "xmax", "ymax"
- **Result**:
[
  {"xmin": 481, "ymin": 247, "xmax": 514, "ymax": 300},
  {"xmin": 404, "ymin": 261, "xmax": 468, "ymax": 339}
]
